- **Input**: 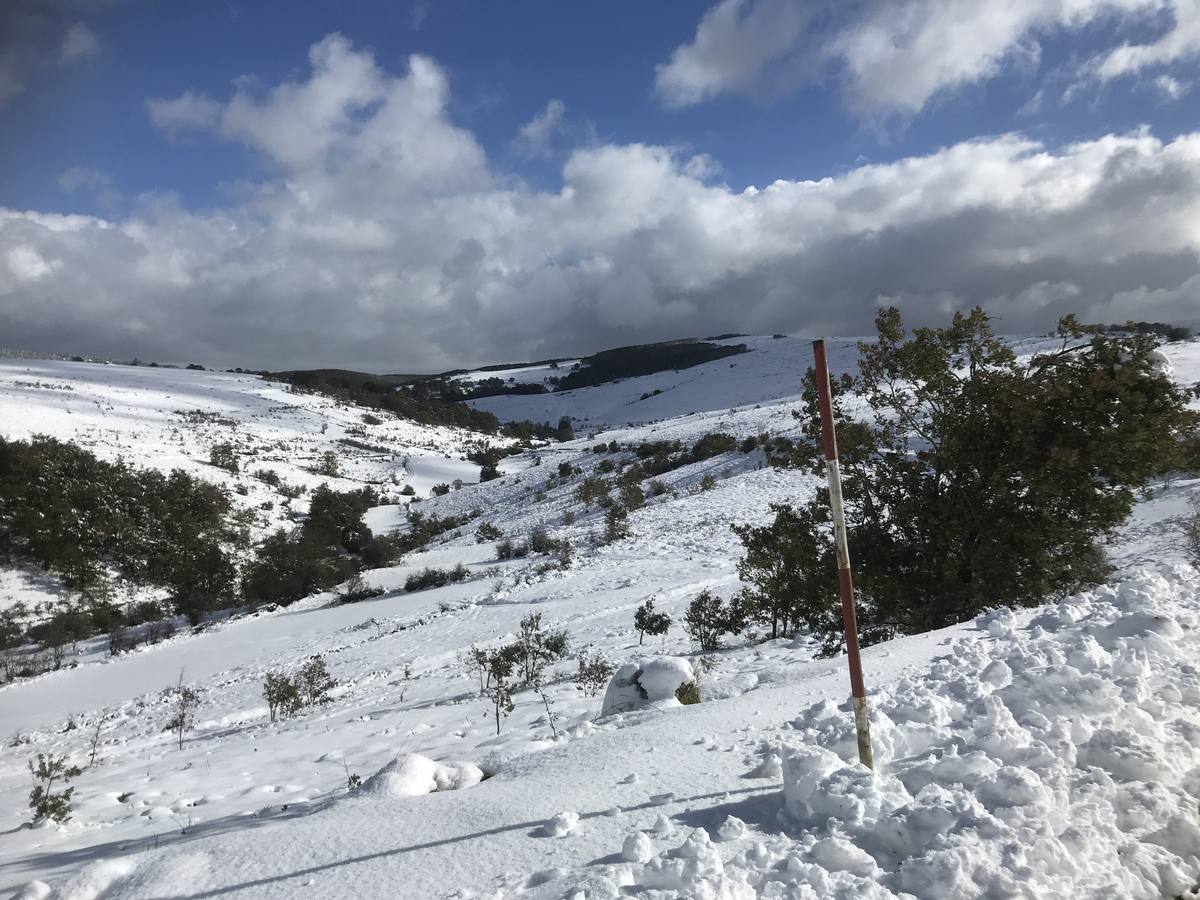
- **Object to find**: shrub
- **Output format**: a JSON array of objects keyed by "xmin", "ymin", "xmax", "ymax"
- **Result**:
[
  {"xmin": 562, "ymin": 510, "xmax": 576, "ymax": 526},
  {"xmin": 361, "ymin": 413, "xmax": 382, "ymax": 425},
  {"xmin": 316, "ymin": 451, "xmax": 340, "ymax": 477},
  {"xmin": 431, "ymin": 483, "xmax": 451, "ymax": 496},
  {"xmin": 753, "ymin": 308, "xmax": 1199, "ymax": 650},
  {"xmin": 619, "ymin": 482, "xmax": 645, "ymax": 511},
  {"xmin": 604, "ymin": 505, "xmax": 629, "ymax": 543},
  {"xmin": 683, "ymin": 590, "xmax": 744, "ymax": 651},
  {"xmin": 557, "ymin": 461, "xmax": 575, "ymax": 479},
  {"xmin": 400, "ymin": 484, "xmax": 416, "ymax": 496},
  {"xmin": 163, "ymin": 676, "xmax": 200, "ymax": 750},
  {"xmin": 476, "ymin": 522, "xmax": 502, "ymax": 542},
  {"xmin": 699, "ymin": 473, "xmax": 717, "ymax": 492},
  {"xmin": 338, "ymin": 574, "xmax": 384, "ymax": 603},
  {"xmin": 691, "ymin": 432, "xmax": 737, "ymax": 462},
  {"xmin": 404, "ymin": 565, "xmax": 469, "ymax": 592},
  {"xmin": 576, "ymin": 476, "xmax": 610, "ymax": 507},
  {"xmin": 597, "ymin": 459, "xmax": 615, "ymax": 474},
  {"xmin": 675, "ymin": 680, "xmax": 701, "ymax": 705},
  {"xmin": 28, "ymin": 753, "xmax": 81, "ymax": 824},
  {"xmin": 209, "ymin": 442, "xmax": 239, "ymax": 473},
  {"xmin": 739, "ymin": 435, "xmax": 759, "ymax": 454},
  {"xmin": 263, "ymin": 671, "xmax": 302, "ymax": 722},
  {"xmin": 576, "ymin": 653, "xmax": 614, "ymax": 696},
  {"xmin": 512, "ymin": 612, "xmax": 569, "ymax": 684},
  {"xmin": 647, "ymin": 479, "xmax": 669, "ymax": 497},
  {"xmin": 634, "ymin": 598, "xmax": 671, "ymax": 645},
  {"xmin": 296, "ymin": 656, "xmax": 336, "ymax": 706}
]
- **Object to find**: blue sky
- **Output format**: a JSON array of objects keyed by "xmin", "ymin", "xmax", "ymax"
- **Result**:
[{"xmin": 1, "ymin": 0, "xmax": 1199, "ymax": 369}]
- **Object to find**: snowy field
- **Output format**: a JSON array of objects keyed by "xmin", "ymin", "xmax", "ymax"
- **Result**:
[{"xmin": 1, "ymin": 335, "xmax": 1198, "ymax": 899}]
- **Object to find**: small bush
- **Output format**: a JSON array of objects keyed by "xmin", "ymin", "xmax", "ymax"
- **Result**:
[
  {"xmin": 362, "ymin": 413, "xmax": 382, "ymax": 425},
  {"xmin": 691, "ymin": 432, "xmax": 737, "ymax": 462},
  {"xmin": 576, "ymin": 653, "xmax": 614, "ymax": 696},
  {"xmin": 634, "ymin": 598, "xmax": 671, "ymax": 645},
  {"xmin": 28, "ymin": 753, "xmax": 82, "ymax": 824},
  {"xmin": 163, "ymin": 677, "xmax": 200, "ymax": 750},
  {"xmin": 316, "ymin": 451, "xmax": 340, "ymax": 477},
  {"xmin": 604, "ymin": 505, "xmax": 629, "ymax": 543},
  {"xmin": 338, "ymin": 574, "xmax": 384, "ymax": 603},
  {"xmin": 683, "ymin": 590, "xmax": 744, "ymax": 651},
  {"xmin": 675, "ymin": 680, "xmax": 701, "ymax": 705},
  {"xmin": 296, "ymin": 656, "xmax": 336, "ymax": 706},
  {"xmin": 209, "ymin": 442, "xmax": 239, "ymax": 473},
  {"xmin": 405, "ymin": 565, "xmax": 469, "ymax": 592},
  {"xmin": 619, "ymin": 482, "xmax": 645, "ymax": 511},
  {"xmin": 400, "ymin": 484, "xmax": 416, "ymax": 496},
  {"xmin": 557, "ymin": 461, "xmax": 575, "ymax": 478},
  {"xmin": 699, "ymin": 473, "xmax": 717, "ymax": 492},
  {"xmin": 263, "ymin": 671, "xmax": 302, "ymax": 722},
  {"xmin": 476, "ymin": 522, "xmax": 502, "ymax": 543},
  {"xmin": 739, "ymin": 435, "xmax": 759, "ymax": 454},
  {"xmin": 431, "ymin": 483, "xmax": 451, "ymax": 497}
]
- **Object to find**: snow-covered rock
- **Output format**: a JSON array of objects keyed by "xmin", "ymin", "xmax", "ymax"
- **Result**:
[
  {"xmin": 359, "ymin": 753, "xmax": 483, "ymax": 799},
  {"xmin": 599, "ymin": 656, "xmax": 696, "ymax": 717}
]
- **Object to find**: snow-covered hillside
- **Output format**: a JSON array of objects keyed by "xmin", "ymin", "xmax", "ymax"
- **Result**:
[{"xmin": 1, "ymin": 336, "xmax": 1198, "ymax": 899}]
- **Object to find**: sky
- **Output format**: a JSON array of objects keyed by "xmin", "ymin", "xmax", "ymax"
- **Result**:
[{"xmin": 1, "ymin": 0, "xmax": 1199, "ymax": 372}]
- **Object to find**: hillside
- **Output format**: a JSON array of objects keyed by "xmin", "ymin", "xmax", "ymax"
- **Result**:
[{"xmin": 0, "ymin": 335, "xmax": 1198, "ymax": 899}]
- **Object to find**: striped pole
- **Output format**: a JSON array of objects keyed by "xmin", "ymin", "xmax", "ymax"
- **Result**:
[{"xmin": 812, "ymin": 339, "xmax": 874, "ymax": 770}]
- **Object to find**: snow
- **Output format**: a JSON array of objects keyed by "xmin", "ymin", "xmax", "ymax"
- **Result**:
[
  {"xmin": 600, "ymin": 656, "xmax": 697, "ymax": 717},
  {"xmin": 1, "ymin": 334, "xmax": 1199, "ymax": 899},
  {"xmin": 359, "ymin": 752, "xmax": 483, "ymax": 798}
]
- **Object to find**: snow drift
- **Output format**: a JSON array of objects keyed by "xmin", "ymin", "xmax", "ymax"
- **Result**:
[
  {"xmin": 359, "ymin": 753, "xmax": 484, "ymax": 799},
  {"xmin": 600, "ymin": 656, "xmax": 697, "ymax": 717}
]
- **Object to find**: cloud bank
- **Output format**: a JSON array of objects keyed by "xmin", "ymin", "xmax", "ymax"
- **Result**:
[
  {"xmin": 655, "ymin": 0, "xmax": 1200, "ymax": 116},
  {"xmin": 2, "ymin": 34, "xmax": 1200, "ymax": 371}
]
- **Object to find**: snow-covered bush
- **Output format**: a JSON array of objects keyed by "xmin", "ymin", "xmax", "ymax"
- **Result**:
[
  {"xmin": 600, "ymin": 657, "xmax": 697, "ymax": 717},
  {"xmin": 575, "ymin": 653, "xmax": 614, "ymax": 696},
  {"xmin": 360, "ymin": 753, "xmax": 483, "ymax": 799}
]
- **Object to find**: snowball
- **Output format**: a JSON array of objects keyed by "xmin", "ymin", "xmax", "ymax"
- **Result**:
[
  {"xmin": 543, "ymin": 810, "xmax": 580, "ymax": 837},
  {"xmin": 744, "ymin": 753, "xmax": 782, "ymax": 779},
  {"xmin": 599, "ymin": 657, "xmax": 696, "ymax": 717},
  {"xmin": 717, "ymin": 815, "xmax": 747, "ymax": 841},
  {"xmin": 622, "ymin": 831, "xmax": 655, "ymax": 862},
  {"xmin": 359, "ymin": 753, "xmax": 483, "ymax": 799},
  {"xmin": 648, "ymin": 812, "xmax": 675, "ymax": 837}
]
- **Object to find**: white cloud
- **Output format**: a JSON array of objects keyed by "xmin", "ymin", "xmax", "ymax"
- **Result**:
[
  {"xmin": 655, "ymin": 0, "xmax": 1177, "ymax": 117},
  {"xmin": 5, "ymin": 35, "xmax": 1200, "ymax": 370},
  {"xmin": 146, "ymin": 90, "xmax": 222, "ymax": 135},
  {"xmin": 1093, "ymin": 0, "xmax": 1200, "ymax": 80},
  {"xmin": 1154, "ymin": 72, "xmax": 1191, "ymax": 98},
  {"xmin": 513, "ymin": 99, "xmax": 567, "ymax": 158},
  {"xmin": 60, "ymin": 22, "xmax": 100, "ymax": 64}
]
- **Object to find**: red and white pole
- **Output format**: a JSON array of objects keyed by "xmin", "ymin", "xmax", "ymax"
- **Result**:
[{"xmin": 812, "ymin": 339, "xmax": 874, "ymax": 770}]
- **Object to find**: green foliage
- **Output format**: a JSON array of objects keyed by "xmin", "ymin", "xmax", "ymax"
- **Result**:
[
  {"xmin": 28, "ymin": 753, "xmax": 82, "ymax": 824},
  {"xmin": 619, "ymin": 481, "xmax": 646, "ymax": 511},
  {"xmin": 209, "ymin": 442, "xmax": 239, "ymax": 473},
  {"xmin": 163, "ymin": 677, "xmax": 200, "ymax": 750},
  {"xmin": 404, "ymin": 564, "xmax": 469, "ymax": 592},
  {"xmin": 699, "ymin": 473, "xmax": 717, "ymax": 492},
  {"xmin": 316, "ymin": 451, "xmax": 340, "ymax": 478},
  {"xmin": 476, "ymin": 521, "xmax": 502, "ymax": 542},
  {"xmin": 633, "ymin": 597, "xmax": 671, "ymax": 645},
  {"xmin": 431, "ymin": 482, "xmax": 451, "ymax": 496},
  {"xmin": 557, "ymin": 461, "xmax": 575, "ymax": 478},
  {"xmin": 576, "ymin": 476, "xmax": 610, "ymax": 508},
  {"xmin": 555, "ymin": 339, "xmax": 749, "ymax": 391},
  {"xmin": 747, "ymin": 307, "xmax": 1200, "ymax": 652},
  {"xmin": 733, "ymin": 503, "xmax": 835, "ymax": 640},
  {"xmin": 0, "ymin": 436, "xmax": 241, "ymax": 621},
  {"xmin": 604, "ymin": 504, "xmax": 630, "ymax": 543},
  {"xmin": 296, "ymin": 656, "xmax": 336, "ymax": 706},
  {"xmin": 683, "ymin": 589, "xmax": 744, "ymax": 651},
  {"xmin": 576, "ymin": 652, "xmax": 614, "ymax": 696},
  {"xmin": 242, "ymin": 529, "xmax": 357, "ymax": 607},
  {"xmin": 263, "ymin": 671, "xmax": 303, "ymax": 722},
  {"xmin": 674, "ymin": 679, "xmax": 701, "ymax": 705},
  {"xmin": 691, "ymin": 432, "xmax": 737, "ymax": 461},
  {"xmin": 511, "ymin": 612, "xmax": 569, "ymax": 684}
]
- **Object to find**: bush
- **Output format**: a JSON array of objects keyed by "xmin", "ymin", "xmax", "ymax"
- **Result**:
[
  {"xmin": 242, "ymin": 530, "xmax": 355, "ymax": 606},
  {"xmin": 683, "ymin": 590, "xmax": 744, "ymax": 651},
  {"xmin": 431, "ymin": 483, "xmax": 451, "ymax": 496},
  {"xmin": 634, "ymin": 598, "xmax": 671, "ymax": 645},
  {"xmin": 163, "ymin": 677, "xmax": 200, "ymax": 750},
  {"xmin": 316, "ymin": 451, "xmax": 340, "ymax": 478},
  {"xmin": 699, "ymin": 473, "xmax": 717, "ymax": 492},
  {"xmin": 619, "ymin": 482, "xmax": 645, "ymax": 511},
  {"xmin": 28, "ymin": 753, "xmax": 81, "ymax": 824},
  {"xmin": 209, "ymin": 442, "xmax": 239, "ymax": 473},
  {"xmin": 576, "ymin": 476, "xmax": 610, "ymax": 507},
  {"xmin": 337, "ymin": 574, "xmax": 384, "ymax": 603},
  {"xmin": 263, "ymin": 671, "xmax": 302, "ymax": 722},
  {"xmin": 691, "ymin": 432, "xmax": 737, "ymax": 462},
  {"xmin": 405, "ymin": 565, "xmax": 469, "ymax": 592},
  {"xmin": 557, "ymin": 461, "xmax": 575, "ymax": 478},
  {"xmin": 296, "ymin": 656, "xmax": 336, "ymax": 706},
  {"xmin": 604, "ymin": 505, "xmax": 630, "ymax": 543},
  {"xmin": 675, "ymin": 680, "xmax": 701, "ymax": 705},
  {"xmin": 752, "ymin": 308, "xmax": 1200, "ymax": 651},
  {"xmin": 400, "ymin": 484, "xmax": 416, "ymax": 496},
  {"xmin": 476, "ymin": 522, "xmax": 502, "ymax": 543},
  {"xmin": 739, "ymin": 435, "xmax": 759, "ymax": 453},
  {"xmin": 576, "ymin": 653, "xmax": 614, "ymax": 696},
  {"xmin": 512, "ymin": 613, "xmax": 569, "ymax": 684}
]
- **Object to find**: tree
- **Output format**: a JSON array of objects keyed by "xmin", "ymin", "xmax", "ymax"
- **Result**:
[
  {"xmin": 555, "ymin": 416, "xmax": 575, "ymax": 442},
  {"xmin": 483, "ymin": 648, "xmax": 516, "ymax": 734},
  {"xmin": 164, "ymin": 674, "xmax": 200, "ymax": 750},
  {"xmin": 733, "ymin": 504, "xmax": 834, "ymax": 640},
  {"xmin": 604, "ymin": 504, "xmax": 629, "ymax": 543},
  {"xmin": 209, "ymin": 443, "xmax": 239, "ymax": 473},
  {"xmin": 263, "ymin": 671, "xmax": 302, "ymax": 722},
  {"xmin": 512, "ymin": 613, "xmax": 569, "ymax": 685},
  {"xmin": 745, "ymin": 307, "xmax": 1200, "ymax": 651},
  {"xmin": 683, "ymin": 590, "xmax": 743, "ymax": 651},
  {"xmin": 633, "ymin": 598, "xmax": 671, "ymax": 645},
  {"xmin": 295, "ymin": 656, "xmax": 336, "ymax": 706},
  {"xmin": 28, "ymin": 753, "xmax": 82, "ymax": 824}
]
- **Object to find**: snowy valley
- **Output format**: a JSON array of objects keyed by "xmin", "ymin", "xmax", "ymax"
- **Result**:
[{"xmin": 1, "ymin": 334, "xmax": 1199, "ymax": 900}]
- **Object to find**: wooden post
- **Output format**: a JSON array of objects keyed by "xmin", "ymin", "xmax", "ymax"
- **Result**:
[{"xmin": 812, "ymin": 339, "xmax": 874, "ymax": 770}]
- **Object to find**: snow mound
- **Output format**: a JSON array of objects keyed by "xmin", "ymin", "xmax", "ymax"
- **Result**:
[
  {"xmin": 599, "ymin": 656, "xmax": 696, "ymax": 717},
  {"xmin": 359, "ymin": 753, "xmax": 484, "ymax": 799},
  {"xmin": 772, "ymin": 565, "xmax": 1200, "ymax": 898}
]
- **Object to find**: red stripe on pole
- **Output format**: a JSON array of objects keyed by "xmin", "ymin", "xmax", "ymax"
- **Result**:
[{"xmin": 813, "ymin": 338, "xmax": 874, "ymax": 768}]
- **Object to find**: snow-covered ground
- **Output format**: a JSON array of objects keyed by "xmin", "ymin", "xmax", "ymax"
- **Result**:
[{"xmin": 1, "ymin": 335, "xmax": 1198, "ymax": 899}]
